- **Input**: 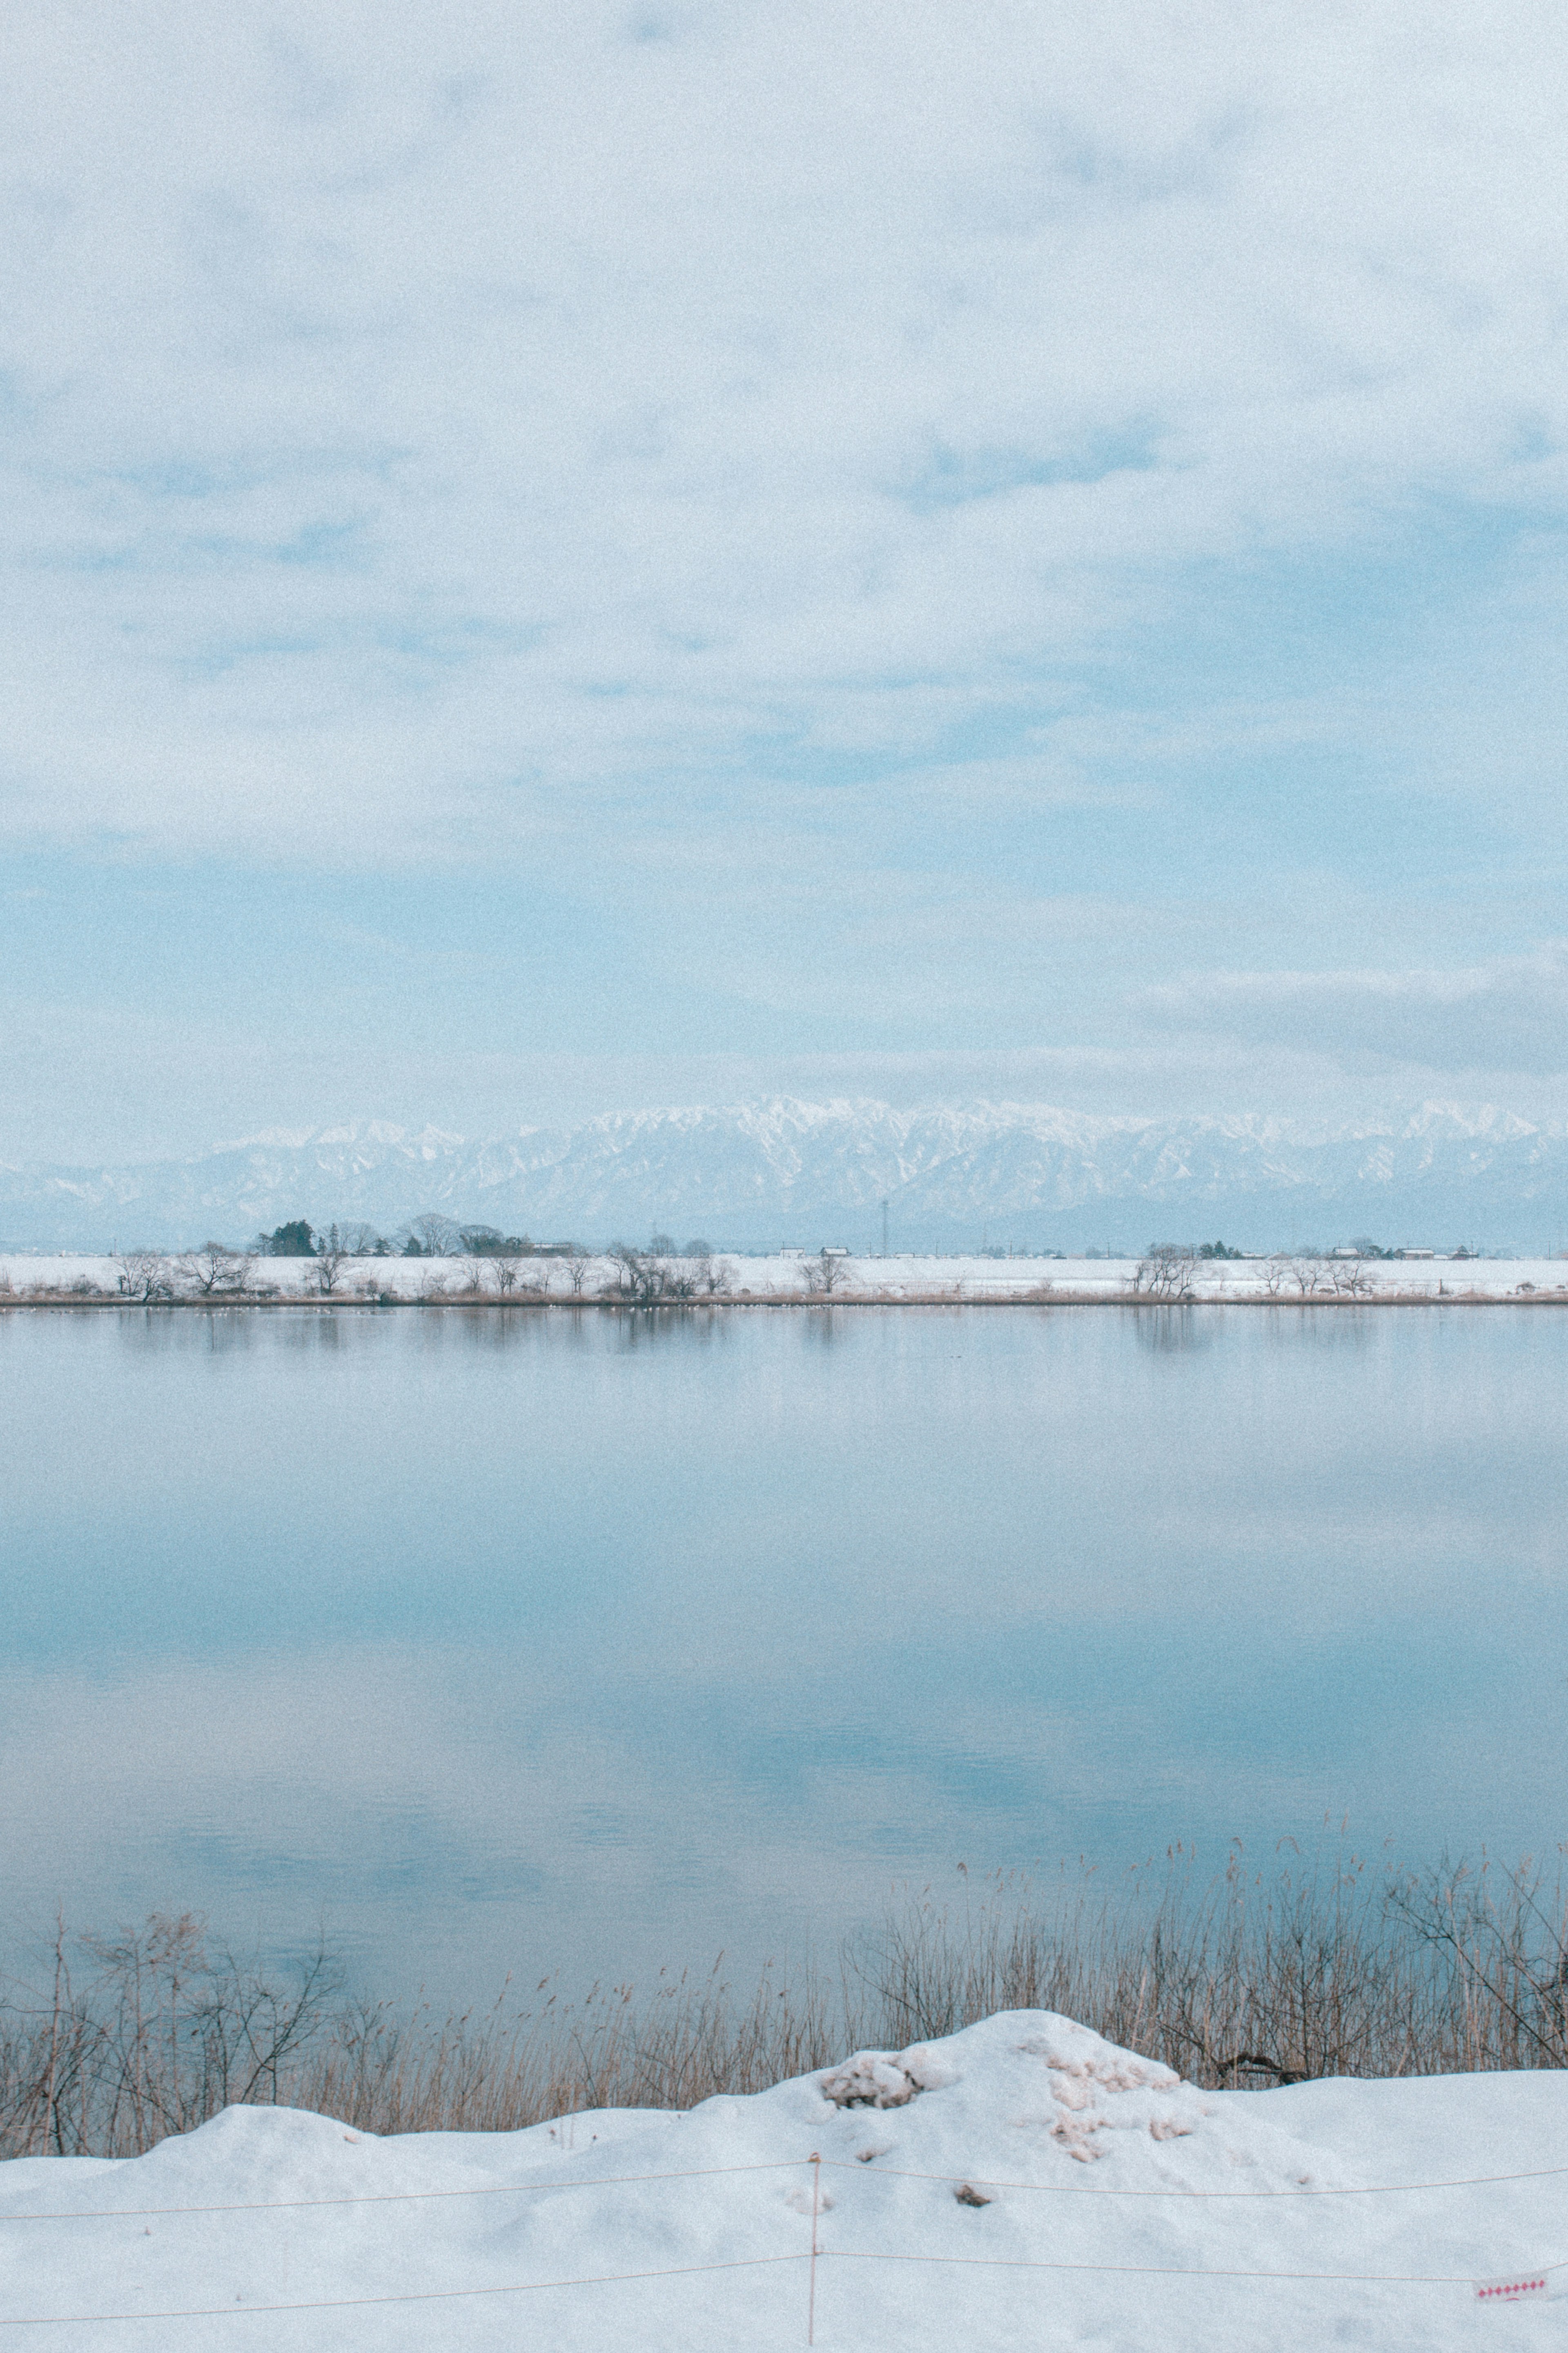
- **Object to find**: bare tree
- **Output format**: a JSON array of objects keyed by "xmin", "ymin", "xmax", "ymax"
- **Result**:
[
  {"xmin": 115, "ymin": 1252, "xmax": 174, "ymax": 1303},
  {"xmin": 801, "ymin": 1249, "xmax": 849, "ymax": 1295},
  {"xmin": 411, "ymin": 1213, "xmax": 463, "ymax": 1259},
  {"xmin": 1136, "ymin": 1245, "xmax": 1196, "ymax": 1300},
  {"xmin": 315, "ymin": 1238, "xmax": 347, "ymax": 1296},
  {"xmin": 606, "ymin": 1245, "xmax": 668, "ymax": 1305},
  {"xmin": 633, "ymin": 1256, "xmax": 670, "ymax": 1305},
  {"xmin": 1290, "ymin": 1258, "xmax": 1326, "ymax": 1298},
  {"xmin": 1260, "ymin": 1254, "xmax": 1290, "ymax": 1298},
  {"xmin": 700, "ymin": 1255, "xmax": 732, "ymax": 1297},
  {"xmin": 181, "ymin": 1244, "xmax": 253, "ymax": 1297},
  {"xmin": 490, "ymin": 1254, "xmax": 520, "ymax": 1296},
  {"xmin": 566, "ymin": 1249, "xmax": 592, "ymax": 1297}
]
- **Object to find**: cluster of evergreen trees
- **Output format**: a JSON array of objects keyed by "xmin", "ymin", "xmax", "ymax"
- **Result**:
[{"xmin": 257, "ymin": 1218, "xmax": 552, "ymax": 1259}]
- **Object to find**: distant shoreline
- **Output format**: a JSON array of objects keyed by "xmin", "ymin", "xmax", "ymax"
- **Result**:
[
  {"xmin": 5, "ymin": 1298, "xmax": 1567, "ymax": 1311},
  {"xmin": 2, "ymin": 1247, "xmax": 1565, "ymax": 1313}
]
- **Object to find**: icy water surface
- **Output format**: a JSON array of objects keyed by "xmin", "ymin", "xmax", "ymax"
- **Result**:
[{"xmin": 2, "ymin": 1305, "xmax": 1565, "ymax": 2001}]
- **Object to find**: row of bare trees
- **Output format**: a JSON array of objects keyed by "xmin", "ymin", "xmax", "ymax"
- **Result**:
[
  {"xmin": 1258, "ymin": 1255, "xmax": 1378, "ymax": 1298},
  {"xmin": 606, "ymin": 1246, "xmax": 850, "ymax": 1302},
  {"xmin": 94, "ymin": 1248, "xmax": 748, "ymax": 1306},
  {"xmin": 111, "ymin": 1247, "xmax": 256, "ymax": 1303},
  {"xmin": 604, "ymin": 1246, "xmax": 733, "ymax": 1303},
  {"xmin": 1132, "ymin": 1249, "xmax": 1381, "ymax": 1300},
  {"xmin": 20, "ymin": 1245, "xmax": 1459, "ymax": 1307}
]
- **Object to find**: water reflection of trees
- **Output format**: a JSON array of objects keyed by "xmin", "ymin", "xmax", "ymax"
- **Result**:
[
  {"xmin": 104, "ymin": 1296, "xmax": 1390, "ymax": 1379},
  {"xmin": 387, "ymin": 1298, "xmax": 743, "ymax": 1356},
  {"xmin": 116, "ymin": 1304, "xmax": 263, "ymax": 1359},
  {"xmin": 1130, "ymin": 1304, "xmax": 1215, "ymax": 1354},
  {"xmin": 607, "ymin": 1304, "xmax": 732, "ymax": 1354},
  {"xmin": 112, "ymin": 1300, "xmax": 751, "ymax": 1367},
  {"xmin": 1262, "ymin": 1304, "xmax": 1375, "ymax": 1354}
]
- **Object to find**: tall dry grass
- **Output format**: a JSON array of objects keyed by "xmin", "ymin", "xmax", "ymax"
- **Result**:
[
  {"xmin": 3, "ymin": 1846, "xmax": 1564, "ymax": 2157},
  {"xmin": 857, "ymin": 1848, "xmax": 1568, "ymax": 2084}
]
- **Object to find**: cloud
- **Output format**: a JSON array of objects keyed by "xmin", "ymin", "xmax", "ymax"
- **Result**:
[
  {"xmin": 2, "ymin": 0, "xmax": 1568, "ymax": 865},
  {"xmin": 4, "ymin": 3, "xmax": 1568, "ymax": 1154},
  {"xmin": 1133, "ymin": 946, "xmax": 1568, "ymax": 1076}
]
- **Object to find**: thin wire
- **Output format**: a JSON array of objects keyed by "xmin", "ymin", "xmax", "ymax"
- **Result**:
[
  {"xmin": 3, "ymin": 2149, "xmax": 1566, "ymax": 2225},
  {"xmin": 823, "ymin": 2157, "xmax": 1568, "ymax": 2200},
  {"xmin": 0, "ymin": 2254, "xmax": 808, "ymax": 2328},
  {"xmin": 822, "ymin": 2248, "xmax": 1554, "ymax": 2288},
  {"xmin": 0, "ymin": 2158, "xmax": 801, "ymax": 2224},
  {"xmin": 4, "ymin": 2240, "xmax": 1562, "ymax": 2327}
]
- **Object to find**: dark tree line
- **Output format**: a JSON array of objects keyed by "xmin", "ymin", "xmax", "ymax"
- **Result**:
[{"xmin": 255, "ymin": 1218, "xmax": 569, "ymax": 1260}]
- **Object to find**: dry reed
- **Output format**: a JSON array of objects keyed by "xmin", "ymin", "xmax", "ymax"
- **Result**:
[{"xmin": 3, "ymin": 1846, "xmax": 1564, "ymax": 2158}]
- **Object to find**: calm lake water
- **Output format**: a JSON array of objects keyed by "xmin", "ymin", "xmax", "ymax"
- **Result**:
[{"xmin": 2, "ymin": 1305, "xmax": 1565, "ymax": 2005}]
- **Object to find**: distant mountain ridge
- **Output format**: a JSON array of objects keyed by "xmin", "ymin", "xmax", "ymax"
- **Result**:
[{"xmin": 2, "ymin": 1099, "xmax": 1565, "ymax": 1253}]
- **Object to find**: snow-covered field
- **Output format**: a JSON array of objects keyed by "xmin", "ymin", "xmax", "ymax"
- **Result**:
[
  {"xmin": 2, "ymin": 1252, "xmax": 1567, "ymax": 1303},
  {"xmin": 5, "ymin": 2014, "xmax": 1563, "ymax": 2348}
]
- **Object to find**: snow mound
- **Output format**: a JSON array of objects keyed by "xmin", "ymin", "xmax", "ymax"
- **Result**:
[
  {"xmin": 1, "ymin": 2010, "xmax": 1565, "ymax": 2349},
  {"xmin": 1013, "ymin": 2019, "xmax": 1194, "ymax": 2161},
  {"xmin": 819, "ymin": 2042, "xmax": 959, "ymax": 2107}
]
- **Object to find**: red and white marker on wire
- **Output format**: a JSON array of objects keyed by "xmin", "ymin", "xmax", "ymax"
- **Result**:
[{"xmin": 1475, "ymin": 2271, "xmax": 1549, "ymax": 2304}]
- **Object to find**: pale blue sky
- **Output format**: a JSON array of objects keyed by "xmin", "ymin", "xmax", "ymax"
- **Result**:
[{"xmin": 3, "ymin": 1, "xmax": 1568, "ymax": 1159}]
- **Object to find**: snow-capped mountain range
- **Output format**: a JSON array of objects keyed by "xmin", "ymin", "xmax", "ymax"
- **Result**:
[{"xmin": 1, "ymin": 1099, "xmax": 1564, "ymax": 1253}]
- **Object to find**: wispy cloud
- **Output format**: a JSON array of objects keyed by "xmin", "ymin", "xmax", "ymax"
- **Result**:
[
  {"xmin": 4, "ymin": 2, "xmax": 1568, "ymax": 856},
  {"xmin": 1133, "ymin": 947, "xmax": 1568, "ymax": 1077},
  {"xmin": 2, "ymin": 3, "xmax": 1568, "ymax": 1147}
]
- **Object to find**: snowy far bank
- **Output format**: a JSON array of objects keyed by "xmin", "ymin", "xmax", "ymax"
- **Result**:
[
  {"xmin": 5, "ymin": 2011, "xmax": 1563, "ymax": 2349},
  {"xmin": 2, "ymin": 1251, "xmax": 1568, "ymax": 1305}
]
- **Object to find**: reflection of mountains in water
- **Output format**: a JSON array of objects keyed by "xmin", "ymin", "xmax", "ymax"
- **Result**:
[{"xmin": 2, "ymin": 1099, "xmax": 1564, "ymax": 1252}]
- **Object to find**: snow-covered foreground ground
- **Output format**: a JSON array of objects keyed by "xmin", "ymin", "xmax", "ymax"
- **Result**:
[
  {"xmin": 4, "ymin": 1252, "xmax": 1568, "ymax": 1303},
  {"xmin": 5, "ymin": 2014, "xmax": 1564, "ymax": 2349}
]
